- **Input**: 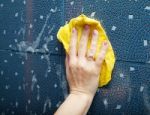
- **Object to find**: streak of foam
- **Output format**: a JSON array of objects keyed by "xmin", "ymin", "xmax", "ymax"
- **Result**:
[
  {"xmin": 43, "ymin": 97, "xmax": 51, "ymax": 114},
  {"xmin": 143, "ymin": 84, "xmax": 150, "ymax": 114},
  {"xmin": 56, "ymin": 64, "xmax": 68, "ymax": 98}
]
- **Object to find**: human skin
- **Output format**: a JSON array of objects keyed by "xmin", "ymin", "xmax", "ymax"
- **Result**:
[{"xmin": 55, "ymin": 25, "xmax": 108, "ymax": 115}]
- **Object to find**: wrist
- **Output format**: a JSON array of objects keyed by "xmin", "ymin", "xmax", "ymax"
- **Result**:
[{"xmin": 69, "ymin": 90, "xmax": 94, "ymax": 104}]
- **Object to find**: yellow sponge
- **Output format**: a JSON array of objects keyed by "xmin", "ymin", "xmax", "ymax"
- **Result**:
[{"xmin": 57, "ymin": 14, "xmax": 116, "ymax": 87}]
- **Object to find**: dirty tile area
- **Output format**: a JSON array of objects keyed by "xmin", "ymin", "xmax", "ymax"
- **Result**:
[{"xmin": 0, "ymin": 0, "xmax": 150, "ymax": 114}]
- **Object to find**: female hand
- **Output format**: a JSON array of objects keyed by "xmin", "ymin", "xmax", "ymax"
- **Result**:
[
  {"xmin": 66, "ymin": 25, "xmax": 108, "ymax": 98},
  {"xmin": 55, "ymin": 25, "xmax": 108, "ymax": 115}
]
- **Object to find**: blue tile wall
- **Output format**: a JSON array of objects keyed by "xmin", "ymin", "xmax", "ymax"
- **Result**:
[{"xmin": 0, "ymin": 0, "xmax": 150, "ymax": 115}]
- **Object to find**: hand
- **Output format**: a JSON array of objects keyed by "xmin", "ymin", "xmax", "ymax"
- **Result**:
[{"xmin": 65, "ymin": 25, "xmax": 108, "ymax": 98}]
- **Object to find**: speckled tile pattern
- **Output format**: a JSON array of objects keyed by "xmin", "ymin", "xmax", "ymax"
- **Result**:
[{"xmin": 0, "ymin": 0, "xmax": 150, "ymax": 115}]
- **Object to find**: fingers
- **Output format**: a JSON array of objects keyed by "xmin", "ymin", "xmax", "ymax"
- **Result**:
[
  {"xmin": 69, "ymin": 28, "xmax": 78, "ymax": 59},
  {"xmin": 78, "ymin": 25, "xmax": 90, "ymax": 58},
  {"xmin": 65, "ymin": 54, "xmax": 70, "ymax": 77},
  {"xmin": 96, "ymin": 41, "xmax": 108, "ymax": 66},
  {"xmin": 65, "ymin": 54, "xmax": 73, "ymax": 87},
  {"xmin": 87, "ymin": 30, "xmax": 99, "ymax": 59}
]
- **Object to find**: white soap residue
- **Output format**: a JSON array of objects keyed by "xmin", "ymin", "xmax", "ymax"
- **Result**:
[
  {"xmin": 111, "ymin": 26, "xmax": 117, "ymax": 31},
  {"xmin": 14, "ymin": 72, "xmax": 18, "ymax": 76},
  {"xmin": 54, "ymin": 83, "xmax": 58, "ymax": 88},
  {"xmin": 140, "ymin": 86, "xmax": 144, "ymax": 92},
  {"xmin": 23, "ymin": 0, "xmax": 26, "ymax": 5},
  {"xmin": 128, "ymin": 15, "xmax": 134, "ymax": 19},
  {"xmin": 50, "ymin": 7, "xmax": 57, "ymax": 13},
  {"xmin": 10, "ymin": 53, "xmax": 13, "ymax": 56},
  {"xmin": 28, "ymin": 99, "xmax": 31, "ymax": 104},
  {"xmin": 37, "ymin": 85, "xmax": 40, "ymax": 101},
  {"xmin": 17, "ymin": 12, "xmax": 51, "ymax": 53},
  {"xmin": 18, "ymin": 85, "xmax": 22, "ymax": 90},
  {"xmin": 115, "ymin": 104, "xmax": 122, "ymax": 109},
  {"xmin": 130, "ymin": 67, "xmax": 135, "ymax": 71},
  {"xmin": 43, "ymin": 98, "xmax": 51, "ymax": 114},
  {"xmin": 4, "ymin": 60, "xmax": 8, "ymax": 63},
  {"xmin": 56, "ymin": 64, "xmax": 68, "ymax": 98},
  {"xmin": 3, "ymin": 29, "xmax": 6, "ymax": 35},
  {"xmin": 31, "ymin": 75, "xmax": 37, "ymax": 91},
  {"xmin": 0, "ymin": 4, "xmax": 4, "ymax": 8},
  {"xmin": 21, "ymin": 61, "xmax": 25, "ymax": 65},
  {"xmin": 119, "ymin": 73, "xmax": 124, "ymax": 78},
  {"xmin": 15, "ymin": 12, "xmax": 18, "ymax": 17},
  {"xmin": 44, "ymin": 54, "xmax": 51, "ymax": 77},
  {"xmin": 29, "ymin": 23, "xmax": 33, "ymax": 29},
  {"xmin": 144, "ymin": 40, "xmax": 148, "ymax": 46},
  {"xmin": 56, "ymin": 101, "xmax": 62, "ymax": 108},
  {"xmin": 143, "ymin": 85, "xmax": 150, "ymax": 114},
  {"xmin": 15, "ymin": 101, "xmax": 18, "ymax": 108},
  {"xmin": 103, "ymin": 98, "xmax": 108, "ymax": 109},
  {"xmin": 90, "ymin": 12, "xmax": 96, "ymax": 17},
  {"xmin": 11, "ymin": 0, "xmax": 14, "ymax": 3},
  {"xmin": 70, "ymin": 1, "xmax": 74, "ymax": 5},
  {"xmin": 40, "ymin": 15, "xmax": 44, "ymax": 19},
  {"xmin": 1, "ymin": 70, "xmax": 4, "ymax": 75},
  {"xmin": 145, "ymin": 6, "xmax": 150, "ymax": 10},
  {"xmin": 5, "ymin": 85, "xmax": 10, "ymax": 90}
]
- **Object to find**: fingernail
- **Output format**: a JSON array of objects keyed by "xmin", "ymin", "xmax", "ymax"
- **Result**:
[
  {"xmin": 103, "ymin": 41, "xmax": 108, "ymax": 46},
  {"xmin": 93, "ymin": 30, "xmax": 98, "ymax": 35},
  {"xmin": 84, "ymin": 25, "xmax": 89, "ymax": 30},
  {"xmin": 72, "ymin": 28, "xmax": 76, "ymax": 33}
]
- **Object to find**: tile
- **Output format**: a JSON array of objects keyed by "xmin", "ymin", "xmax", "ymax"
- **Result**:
[
  {"xmin": 0, "ymin": 50, "xmax": 67, "ymax": 115},
  {"xmin": 0, "ymin": 0, "xmax": 64, "ymax": 55},
  {"xmin": 82, "ymin": 0, "xmax": 150, "ymax": 63},
  {"xmin": 89, "ymin": 61, "xmax": 150, "ymax": 115}
]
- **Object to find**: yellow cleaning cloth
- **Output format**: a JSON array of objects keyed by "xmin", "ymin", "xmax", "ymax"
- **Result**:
[{"xmin": 57, "ymin": 14, "xmax": 115, "ymax": 87}]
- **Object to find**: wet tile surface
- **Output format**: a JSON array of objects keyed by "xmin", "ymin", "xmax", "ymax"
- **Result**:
[{"xmin": 0, "ymin": 0, "xmax": 150, "ymax": 115}]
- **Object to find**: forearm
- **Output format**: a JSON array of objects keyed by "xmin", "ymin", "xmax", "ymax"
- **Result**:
[{"xmin": 54, "ymin": 92, "xmax": 94, "ymax": 115}]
